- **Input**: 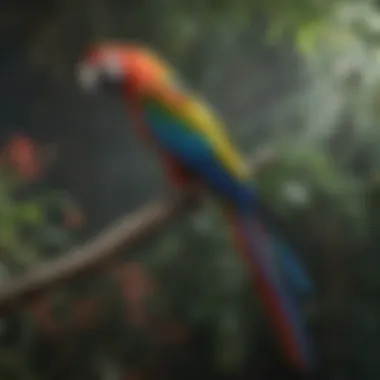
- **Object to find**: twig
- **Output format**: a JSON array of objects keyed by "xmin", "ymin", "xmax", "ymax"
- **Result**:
[{"xmin": 0, "ymin": 149, "xmax": 278, "ymax": 315}]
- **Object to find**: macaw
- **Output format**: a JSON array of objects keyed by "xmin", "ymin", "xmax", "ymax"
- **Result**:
[{"xmin": 77, "ymin": 43, "xmax": 315, "ymax": 372}]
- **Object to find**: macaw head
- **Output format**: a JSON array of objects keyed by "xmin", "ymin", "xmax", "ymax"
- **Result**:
[{"xmin": 77, "ymin": 42, "xmax": 173, "ymax": 99}]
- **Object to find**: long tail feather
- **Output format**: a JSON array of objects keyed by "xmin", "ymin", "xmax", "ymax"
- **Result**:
[
  {"xmin": 270, "ymin": 235, "xmax": 314, "ymax": 297},
  {"xmin": 255, "ymin": 200, "xmax": 314, "ymax": 297},
  {"xmin": 224, "ymin": 205, "xmax": 315, "ymax": 373}
]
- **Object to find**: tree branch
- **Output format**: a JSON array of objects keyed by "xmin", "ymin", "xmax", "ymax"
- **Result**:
[
  {"xmin": 0, "ymin": 149, "xmax": 278, "ymax": 315},
  {"xmin": 0, "ymin": 194, "xmax": 198, "ymax": 315}
]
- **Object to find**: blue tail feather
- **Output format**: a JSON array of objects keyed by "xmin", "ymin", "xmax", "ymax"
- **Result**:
[
  {"xmin": 270, "ymin": 236, "xmax": 314, "ymax": 297},
  {"xmin": 226, "ymin": 207, "xmax": 315, "ymax": 372}
]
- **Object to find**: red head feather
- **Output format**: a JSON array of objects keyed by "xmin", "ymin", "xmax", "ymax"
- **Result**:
[{"xmin": 80, "ymin": 42, "xmax": 174, "ymax": 97}]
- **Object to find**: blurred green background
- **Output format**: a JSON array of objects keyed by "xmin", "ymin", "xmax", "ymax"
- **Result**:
[{"xmin": 0, "ymin": 0, "xmax": 380, "ymax": 379}]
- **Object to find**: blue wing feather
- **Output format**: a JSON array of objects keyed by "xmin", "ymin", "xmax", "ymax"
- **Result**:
[{"xmin": 145, "ymin": 103, "xmax": 253, "ymax": 206}]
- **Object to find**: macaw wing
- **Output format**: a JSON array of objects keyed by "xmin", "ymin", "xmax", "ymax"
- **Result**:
[
  {"xmin": 143, "ymin": 97, "xmax": 253, "ymax": 205},
  {"xmin": 143, "ymin": 92, "xmax": 314, "ymax": 301}
]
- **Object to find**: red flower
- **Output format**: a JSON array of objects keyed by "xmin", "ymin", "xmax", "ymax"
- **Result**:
[
  {"xmin": 115, "ymin": 263, "xmax": 155, "ymax": 303},
  {"xmin": 64, "ymin": 207, "xmax": 85, "ymax": 229},
  {"xmin": 114, "ymin": 262, "xmax": 156, "ymax": 326},
  {"xmin": 28, "ymin": 295, "xmax": 58, "ymax": 336},
  {"xmin": 72, "ymin": 298, "xmax": 101, "ymax": 329},
  {"xmin": 4, "ymin": 133, "xmax": 42, "ymax": 181}
]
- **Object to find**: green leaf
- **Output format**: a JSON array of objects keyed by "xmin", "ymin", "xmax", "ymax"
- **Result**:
[
  {"xmin": 14, "ymin": 202, "xmax": 44, "ymax": 226},
  {"xmin": 296, "ymin": 20, "xmax": 324, "ymax": 55}
]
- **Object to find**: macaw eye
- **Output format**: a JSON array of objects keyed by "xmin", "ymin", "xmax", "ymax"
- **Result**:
[{"xmin": 98, "ymin": 55, "xmax": 125, "ymax": 93}]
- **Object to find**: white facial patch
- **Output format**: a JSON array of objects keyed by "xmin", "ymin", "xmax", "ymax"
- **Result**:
[
  {"xmin": 77, "ymin": 63, "xmax": 99, "ymax": 92},
  {"xmin": 77, "ymin": 53, "xmax": 124, "ymax": 93}
]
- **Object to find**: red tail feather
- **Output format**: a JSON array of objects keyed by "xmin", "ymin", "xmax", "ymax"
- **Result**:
[{"xmin": 224, "ymin": 205, "xmax": 313, "ymax": 372}]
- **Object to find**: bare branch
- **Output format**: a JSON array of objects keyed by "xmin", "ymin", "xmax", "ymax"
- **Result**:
[
  {"xmin": 0, "ymin": 151, "xmax": 278, "ymax": 315},
  {"xmin": 0, "ymin": 194, "xmax": 198, "ymax": 314}
]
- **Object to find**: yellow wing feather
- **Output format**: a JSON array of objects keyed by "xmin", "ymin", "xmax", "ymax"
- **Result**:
[{"xmin": 154, "ymin": 87, "xmax": 251, "ymax": 182}]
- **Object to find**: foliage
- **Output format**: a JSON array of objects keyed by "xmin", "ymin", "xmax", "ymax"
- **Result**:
[
  {"xmin": 0, "ymin": 134, "xmax": 86, "ymax": 379},
  {"xmin": 3, "ymin": 0, "xmax": 380, "ymax": 379},
  {"xmin": 0, "ymin": 135, "xmax": 82, "ymax": 275}
]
